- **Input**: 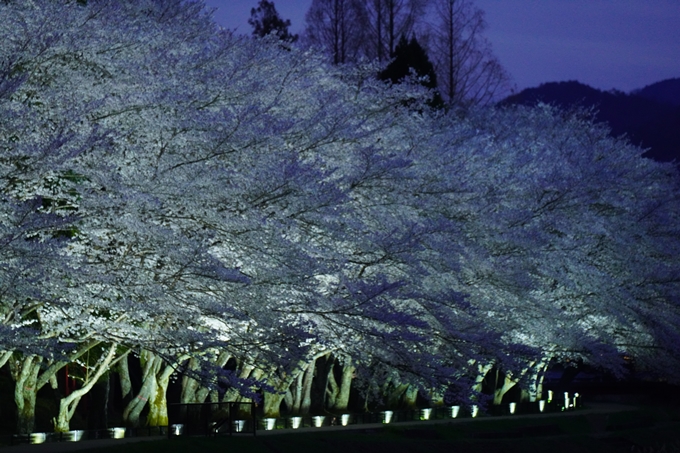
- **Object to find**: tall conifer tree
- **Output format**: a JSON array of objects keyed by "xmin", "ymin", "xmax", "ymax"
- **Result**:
[
  {"xmin": 379, "ymin": 35, "xmax": 444, "ymax": 107},
  {"xmin": 249, "ymin": 0, "xmax": 298, "ymax": 42}
]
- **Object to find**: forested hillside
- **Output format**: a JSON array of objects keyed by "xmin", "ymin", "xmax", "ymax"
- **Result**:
[{"xmin": 501, "ymin": 80, "xmax": 680, "ymax": 163}]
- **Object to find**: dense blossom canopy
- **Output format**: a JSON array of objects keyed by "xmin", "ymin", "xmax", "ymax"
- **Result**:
[{"xmin": 1, "ymin": 0, "xmax": 679, "ymax": 432}]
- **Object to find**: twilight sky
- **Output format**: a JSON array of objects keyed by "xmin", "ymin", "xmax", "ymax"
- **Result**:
[{"xmin": 202, "ymin": 0, "xmax": 680, "ymax": 93}]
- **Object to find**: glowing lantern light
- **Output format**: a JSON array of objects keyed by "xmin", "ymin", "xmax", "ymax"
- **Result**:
[
  {"xmin": 313, "ymin": 416, "xmax": 325, "ymax": 427},
  {"xmin": 382, "ymin": 410, "xmax": 394, "ymax": 424},
  {"xmin": 264, "ymin": 418, "xmax": 276, "ymax": 431},
  {"xmin": 449, "ymin": 406, "xmax": 461, "ymax": 418},
  {"xmin": 232, "ymin": 420, "xmax": 246, "ymax": 432},
  {"xmin": 109, "ymin": 428, "xmax": 126, "ymax": 439},
  {"xmin": 30, "ymin": 433, "xmax": 46, "ymax": 444}
]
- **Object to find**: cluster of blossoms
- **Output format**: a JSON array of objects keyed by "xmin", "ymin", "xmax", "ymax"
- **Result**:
[{"xmin": 1, "ymin": 0, "xmax": 678, "ymax": 434}]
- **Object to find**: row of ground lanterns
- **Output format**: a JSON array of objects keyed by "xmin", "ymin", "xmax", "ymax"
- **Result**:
[
  {"xmin": 225, "ymin": 391, "xmax": 581, "ymax": 434},
  {"xmin": 21, "ymin": 391, "xmax": 581, "ymax": 443}
]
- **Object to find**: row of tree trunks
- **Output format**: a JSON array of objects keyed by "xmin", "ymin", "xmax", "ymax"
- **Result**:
[
  {"xmin": 4, "ymin": 347, "xmax": 554, "ymax": 435},
  {"xmin": 480, "ymin": 360, "xmax": 549, "ymax": 406},
  {"xmin": 179, "ymin": 353, "xmax": 232, "ymax": 406},
  {"xmin": 264, "ymin": 362, "xmax": 305, "ymax": 418},
  {"xmin": 222, "ymin": 358, "xmax": 258, "ymax": 403},
  {"xmin": 9, "ymin": 341, "xmax": 98, "ymax": 434}
]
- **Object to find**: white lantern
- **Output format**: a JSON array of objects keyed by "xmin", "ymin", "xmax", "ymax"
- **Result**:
[
  {"xmin": 313, "ymin": 416, "xmax": 325, "ymax": 427},
  {"xmin": 264, "ymin": 418, "xmax": 276, "ymax": 431},
  {"xmin": 232, "ymin": 420, "xmax": 246, "ymax": 432},
  {"xmin": 381, "ymin": 410, "xmax": 394, "ymax": 424}
]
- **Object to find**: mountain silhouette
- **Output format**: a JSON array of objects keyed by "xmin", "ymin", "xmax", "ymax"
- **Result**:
[
  {"xmin": 633, "ymin": 78, "xmax": 680, "ymax": 107},
  {"xmin": 499, "ymin": 79, "xmax": 680, "ymax": 163}
]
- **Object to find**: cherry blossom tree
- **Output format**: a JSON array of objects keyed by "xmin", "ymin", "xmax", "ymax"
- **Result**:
[{"xmin": 2, "ymin": 0, "xmax": 680, "ymax": 432}]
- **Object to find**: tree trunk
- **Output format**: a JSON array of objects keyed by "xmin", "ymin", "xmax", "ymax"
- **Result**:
[
  {"xmin": 263, "ymin": 364, "xmax": 306, "ymax": 418},
  {"xmin": 263, "ymin": 353, "xmax": 327, "ymax": 418},
  {"xmin": 9, "ymin": 343, "xmax": 97, "ymax": 434},
  {"xmin": 12, "ymin": 356, "xmax": 41, "ymax": 434},
  {"xmin": 428, "ymin": 387, "xmax": 445, "ymax": 407},
  {"xmin": 180, "ymin": 358, "xmax": 200, "ymax": 404},
  {"xmin": 181, "ymin": 352, "xmax": 230, "ymax": 404},
  {"xmin": 299, "ymin": 359, "xmax": 315, "ymax": 415},
  {"xmin": 123, "ymin": 350, "xmax": 161, "ymax": 427},
  {"xmin": 54, "ymin": 344, "xmax": 121, "ymax": 432},
  {"xmin": 387, "ymin": 383, "xmax": 409, "ymax": 408},
  {"xmin": 11, "ymin": 355, "xmax": 65, "ymax": 434},
  {"xmin": 325, "ymin": 360, "xmax": 338, "ymax": 410},
  {"xmin": 146, "ymin": 362, "xmax": 175, "ymax": 427},
  {"xmin": 264, "ymin": 370, "xmax": 301, "ymax": 418},
  {"xmin": 0, "ymin": 350, "xmax": 12, "ymax": 369},
  {"xmin": 334, "ymin": 360, "xmax": 354, "ymax": 411},
  {"xmin": 492, "ymin": 365, "xmax": 533, "ymax": 405},
  {"xmin": 223, "ymin": 360, "xmax": 256, "ymax": 403},
  {"xmin": 529, "ymin": 359, "xmax": 549, "ymax": 402},
  {"xmin": 403, "ymin": 385, "xmax": 418, "ymax": 409},
  {"xmin": 493, "ymin": 373, "xmax": 516, "ymax": 405},
  {"xmin": 291, "ymin": 365, "xmax": 305, "ymax": 414},
  {"xmin": 471, "ymin": 361, "xmax": 493, "ymax": 398},
  {"xmin": 118, "ymin": 356, "xmax": 132, "ymax": 403},
  {"xmin": 264, "ymin": 391, "xmax": 287, "ymax": 418}
]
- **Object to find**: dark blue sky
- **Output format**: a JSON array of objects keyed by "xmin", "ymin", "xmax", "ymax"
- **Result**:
[{"xmin": 203, "ymin": 0, "xmax": 680, "ymax": 93}]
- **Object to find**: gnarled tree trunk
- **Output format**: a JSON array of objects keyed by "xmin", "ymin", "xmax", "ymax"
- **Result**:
[
  {"xmin": 147, "ymin": 362, "xmax": 175, "ymax": 427},
  {"xmin": 10, "ymin": 353, "xmax": 71, "ymax": 434},
  {"xmin": 528, "ymin": 359, "xmax": 549, "ymax": 402},
  {"xmin": 326, "ymin": 355, "xmax": 354, "ymax": 412},
  {"xmin": 265, "ymin": 366, "xmax": 303, "ymax": 418},
  {"xmin": 54, "ymin": 344, "xmax": 125, "ymax": 432},
  {"xmin": 123, "ymin": 350, "xmax": 162, "ymax": 427},
  {"xmin": 11, "ymin": 355, "xmax": 41, "ymax": 435}
]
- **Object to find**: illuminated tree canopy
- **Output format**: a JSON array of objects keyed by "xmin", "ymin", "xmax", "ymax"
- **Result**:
[{"xmin": 1, "ymin": 0, "xmax": 679, "ymax": 433}]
